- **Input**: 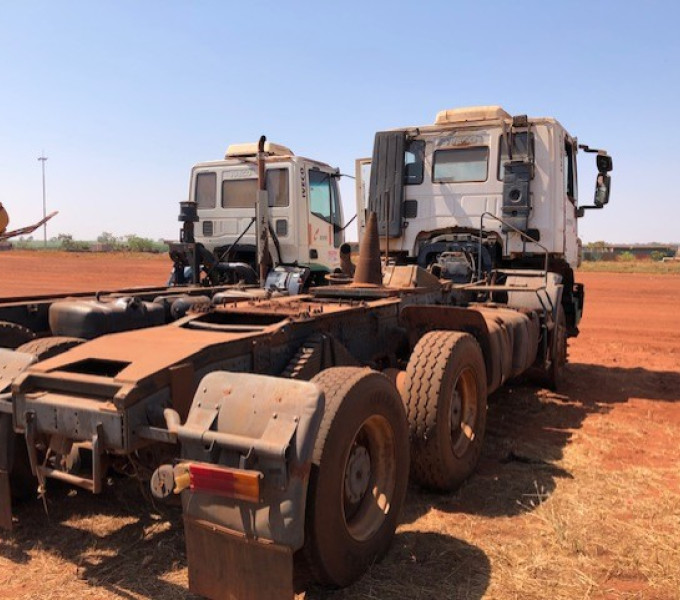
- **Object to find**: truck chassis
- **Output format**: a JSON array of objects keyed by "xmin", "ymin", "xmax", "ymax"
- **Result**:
[{"xmin": 0, "ymin": 213, "xmax": 565, "ymax": 599}]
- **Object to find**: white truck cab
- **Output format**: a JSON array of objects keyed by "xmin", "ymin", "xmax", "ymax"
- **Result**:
[
  {"xmin": 192, "ymin": 142, "xmax": 344, "ymax": 279},
  {"xmin": 356, "ymin": 106, "xmax": 612, "ymax": 335}
]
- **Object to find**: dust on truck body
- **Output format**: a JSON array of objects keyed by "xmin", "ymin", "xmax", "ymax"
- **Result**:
[
  {"xmin": 2, "ymin": 248, "xmax": 555, "ymax": 598},
  {"xmin": 191, "ymin": 141, "xmax": 345, "ymax": 281},
  {"xmin": 0, "ymin": 109, "xmax": 611, "ymax": 599},
  {"xmin": 356, "ymin": 105, "xmax": 612, "ymax": 335}
]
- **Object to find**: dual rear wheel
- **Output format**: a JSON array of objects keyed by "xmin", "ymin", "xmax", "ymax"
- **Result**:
[
  {"xmin": 303, "ymin": 368, "xmax": 409, "ymax": 587},
  {"xmin": 303, "ymin": 331, "xmax": 488, "ymax": 586}
]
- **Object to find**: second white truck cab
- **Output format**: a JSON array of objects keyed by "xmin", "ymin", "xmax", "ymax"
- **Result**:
[
  {"xmin": 192, "ymin": 142, "xmax": 345, "ymax": 280},
  {"xmin": 355, "ymin": 105, "xmax": 613, "ymax": 335}
]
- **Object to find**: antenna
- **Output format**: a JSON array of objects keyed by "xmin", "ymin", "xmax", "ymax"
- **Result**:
[{"xmin": 38, "ymin": 152, "xmax": 48, "ymax": 247}]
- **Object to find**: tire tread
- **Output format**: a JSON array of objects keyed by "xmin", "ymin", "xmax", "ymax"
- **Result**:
[
  {"xmin": 16, "ymin": 336, "xmax": 84, "ymax": 361},
  {"xmin": 403, "ymin": 331, "xmax": 486, "ymax": 491}
]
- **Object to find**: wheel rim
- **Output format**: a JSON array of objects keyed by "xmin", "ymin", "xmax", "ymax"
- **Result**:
[
  {"xmin": 341, "ymin": 414, "xmax": 397, "ymax": 542},
  {"xmin": 449, "ymin": 367, "xmax": 478, "ymax": 458}
]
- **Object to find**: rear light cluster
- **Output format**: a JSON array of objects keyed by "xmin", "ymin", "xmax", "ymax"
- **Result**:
[{"xmin": 189, "ymin": 463, "xmax": 262, "ymax": 503}]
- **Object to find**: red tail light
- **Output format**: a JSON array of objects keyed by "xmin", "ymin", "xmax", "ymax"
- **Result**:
[{"xmin": 189, "ymin": 463, "xmax": 262, "ymax": 503}]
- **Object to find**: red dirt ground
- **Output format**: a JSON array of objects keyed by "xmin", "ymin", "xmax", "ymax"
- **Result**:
[
  {"xmin": 0, "ymin": 251, "xmax": 171, "ymax": 297},
  {"xmin": 0, "ymin": 252, "xmax": 679, "ymax": 599}
]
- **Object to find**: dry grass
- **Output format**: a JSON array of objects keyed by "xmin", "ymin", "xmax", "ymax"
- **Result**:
[
  {"xmin": 579, "ymin": 260, "xmax": 680, "ymax": 274},
  {"xmin": 2, "ymin": 266, "xmax": 680, "ymax": 599},
  {"xmin": 299, "ymin": 385, "xmax": 680, "ymax": 600},
  {"xmin": 2, "ymin": 385, "xmax": 679, "ymax": 600}
]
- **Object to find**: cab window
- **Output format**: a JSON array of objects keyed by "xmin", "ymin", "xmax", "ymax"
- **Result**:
[
  {"xmin": 195, "ymin": 172, "xmax": 217, "ymax": 209},
  {"xmin": 404, "ymin": 140, "xmax": 425, "ymax": 185},
  {"xmin": 221, "ymin": 168, "xmax": 290, "ymax": 208},
  {"xmin": 433, "ymin": 147, "xmax": 489, "ymax": 183},
  {"xmin": 309, "ymin": 170, "xmax": 332, "ymax": 222},
  {"xmin": 309, "ymin": 169, "xmax": 342, "ymax": 246},
  {"xmin": 266, "ymin": 169, "xmax": 289, "ymax": 207},
  {"xmin": 330, "ymin": 176, "xmax": 342, "ymax": 246}
]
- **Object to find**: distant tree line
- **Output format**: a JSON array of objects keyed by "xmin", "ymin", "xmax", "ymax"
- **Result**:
[
  {"xmin": 583, "ymin": 241, "xmax": 677, "ymax": 262},
  {"xmin": 12, "ymin": 231, "xmax": 168, "ymax": 253}
]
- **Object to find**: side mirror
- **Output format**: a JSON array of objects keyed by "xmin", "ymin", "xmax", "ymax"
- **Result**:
[
  {"xmin": 596, "ymin": 154, "xmax": 613, "ymax": 173},
  {"xmin": 594, "ymin": 174, "xmax": 611, "ymax": 207}
]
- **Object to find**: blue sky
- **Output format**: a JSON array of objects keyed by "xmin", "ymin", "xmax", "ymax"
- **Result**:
[{"xmin": 1, "ymin": 1, "xmax": 678, "ymax": 243}]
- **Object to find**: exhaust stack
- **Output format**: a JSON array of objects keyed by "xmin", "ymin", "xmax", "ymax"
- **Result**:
[{"xmin": 256, "ymin": 135, "xmax": 272, "ymax": 286}]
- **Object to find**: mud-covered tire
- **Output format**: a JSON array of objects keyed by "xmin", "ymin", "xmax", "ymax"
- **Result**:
[
  {"xmin": 303, "ymin": 367, "xmax": 409, "ymax": 587},
  {"xmin": 0, "ymin": 321, "xmax": 35, "ymax": 349},
  {"xmin": 546, "ymin": 306, "xmax": 567, "ymax": 391},
  {"xmin": 403, "ymin": 331, "xmax": 487, "ymax": 491},
  {"xmin": 16, "ymin": 336, "xmax": 84, "ymax": 361}
]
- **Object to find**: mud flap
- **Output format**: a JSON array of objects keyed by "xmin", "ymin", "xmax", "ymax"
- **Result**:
[
  {"xmin": 0, "ymin": 470, "xmax": 11, "ymax": 530},
  {"xmin": 176, "ymin": 372, "xmax": 325, "ymax": 600},
  {"xmin": 185, "ymin": 516, "xmax": 293, "ymax": 600}
]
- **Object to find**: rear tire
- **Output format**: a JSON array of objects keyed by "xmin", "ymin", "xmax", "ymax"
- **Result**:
[
  {"xmin": 546, "ymin": 306, "xmax": 567, "ymax": 391},
  {"xmin": 303, "ymin": 367, "xmax": 409, "ymax": 587},
  {"xmin": 0, "ymin": 321, "xmax": 35, "ymax": 349},
  {"xmin": 403, "ymin": 331, "xmax": 487, "ymax": 491},
  {"xmin": 16, "ymin": 336, "xmax": 84, "ymax": 361}
]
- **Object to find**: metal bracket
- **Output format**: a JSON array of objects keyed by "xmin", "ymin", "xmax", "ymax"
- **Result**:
[
  {"xmin": 178, "ymin": 412, "xmax": 298, "ymax": 489},
  {"xmin": 25, "ymin": 413, "xmax": 105, "ymax": 494}
]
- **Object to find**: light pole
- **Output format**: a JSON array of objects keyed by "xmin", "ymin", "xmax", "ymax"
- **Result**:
[{"xmin": 38, "ymin": 152, "xmax": 48, "ymax": 247}]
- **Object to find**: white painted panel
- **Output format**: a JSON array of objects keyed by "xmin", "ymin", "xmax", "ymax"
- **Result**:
[{"xmin": 460, "ymin": 195, "xmax": 490, "ymax": 215}]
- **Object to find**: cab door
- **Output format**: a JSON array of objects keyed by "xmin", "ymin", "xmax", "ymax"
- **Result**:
[
  {"xmin": 563, "ymin": 135, "xmax": 579, "ymax": 264},
  {"xmin": 307, "ymin": 167, "xmax": 342, "ymax": 270}
]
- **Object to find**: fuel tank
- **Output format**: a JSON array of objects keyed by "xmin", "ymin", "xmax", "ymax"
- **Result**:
[{"xmin": 49, "ymin": 296, "xmax": 165, "ymax": 339}]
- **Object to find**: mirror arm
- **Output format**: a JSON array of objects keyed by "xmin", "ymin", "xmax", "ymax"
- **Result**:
[
  {"xmin": 576, "ymin": 205, "xmax": 604, "ymax": 218},
  {"xmin": 578, "ymin": 144, "xmax": 603, "ymax": 153}
]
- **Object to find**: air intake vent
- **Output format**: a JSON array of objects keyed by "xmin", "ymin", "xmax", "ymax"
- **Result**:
[{"xmin": 202, "ymin": 221, "xmax": 213, "ymax": 236}]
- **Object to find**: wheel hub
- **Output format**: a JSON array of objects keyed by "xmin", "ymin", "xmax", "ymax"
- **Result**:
[
  {"xmin": 344, "ymin": 445, "xmax": 371, "ymax": 505},
  {"xmin": 450, "ymin": 390, "xmax": 462, "ymax": 432}
]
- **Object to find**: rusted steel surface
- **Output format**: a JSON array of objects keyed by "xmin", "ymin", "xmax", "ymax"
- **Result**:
[
  {"xmin": 185, "ymin": 516, "xmax": 294, "ymax": 600},
  {"xmin": 1, "ymin": 240, "xmax": 552, "ymax": 600},
  {"xmin": 8, "ymin": 266, "xmax": 545, "ymax": 506},
  {"xmin": 179, "ymin": 372, "xmax": 323, "ymax": 551},
  {"xmin": 0, "ymin": 283, "xmax": 248, "ymax": 336},
  {"xmin": 10, "ymin": 293, "xmax": 404, "ymax": 463}
]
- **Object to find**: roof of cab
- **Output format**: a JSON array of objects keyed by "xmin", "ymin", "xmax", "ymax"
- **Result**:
[{"xmin": 382, "ymin": 105, "xmax": 564, "ymax": 135}]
